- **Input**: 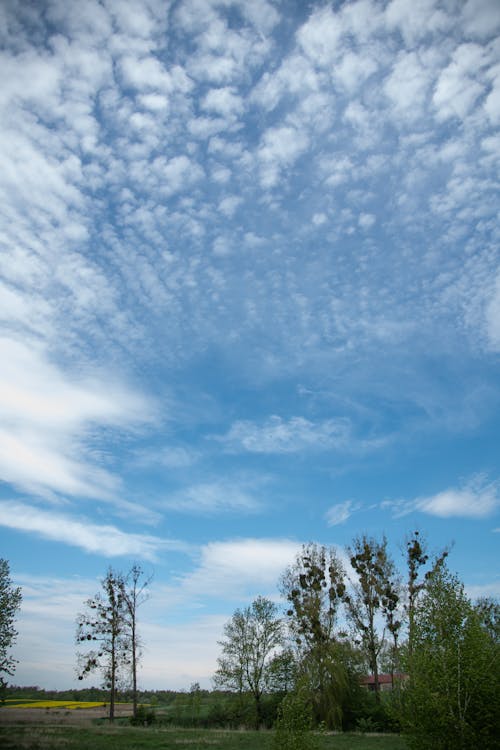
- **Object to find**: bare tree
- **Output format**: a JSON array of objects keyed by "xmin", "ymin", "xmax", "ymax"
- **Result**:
[{"xmin": 122, "ymin": 564, "xmax": 152, "ymax": 718}]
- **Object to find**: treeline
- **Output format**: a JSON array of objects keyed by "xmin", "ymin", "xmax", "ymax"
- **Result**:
[
  {"xmin": 211, "ymin": 532, "xmax": 499, "ymax": 748},
  {"xmin": 4, "ymin": 685, "xmax": 181, "ymax": 703}
]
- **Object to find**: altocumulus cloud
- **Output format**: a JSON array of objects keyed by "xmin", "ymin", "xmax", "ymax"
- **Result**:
[{"xmin": 216, "ymin": 415, "xmax": 351, "ymax": 454}]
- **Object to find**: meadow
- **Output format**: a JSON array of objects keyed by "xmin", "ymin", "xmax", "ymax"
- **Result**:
[
  {"xmin": 0, "ymin": 700, "xmax": 407, "ymax": 750},
  {"xmin": 0, "ymin": 724, "xmax": 406, "ymax": 750}
]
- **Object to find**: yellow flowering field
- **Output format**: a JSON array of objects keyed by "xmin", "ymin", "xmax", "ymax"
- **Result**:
[{"xmin": 4, "ymin": 700, "xmax": 107, "ymax": 709}]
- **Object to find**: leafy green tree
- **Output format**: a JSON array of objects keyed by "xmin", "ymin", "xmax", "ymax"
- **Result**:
[
  {"xmin": 0, "ymin": 559, "xmax": 22, "ymax": 697},
  {"xmin": 281, "ymin": 543, "xmax": 348, "ymax": 728},
  {"xmin": 213, "ymin": 596, "xmax": 284, "ymax": 728},
  {"xmin": 344, "ymin": 535, "xmax": 399, "ymax": 700},
  {"xmin": 76, "ymin": 568, "xmax": 129, "ymax": 721},
  {"xmin": 474, "ymin": 596, "xmax": 500, "ymax": 641},
  {"xmin": 403, "ymin": 565, "xmax": 499, "ymax": 750},
  {"xmin": 265, "ymin": 648, "xmax": 298, "ymax": 694}
]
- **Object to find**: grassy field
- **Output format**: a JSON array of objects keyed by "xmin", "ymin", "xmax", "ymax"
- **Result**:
[{"xmin": 0, "ymin": 724, "xmax": 407, "ymax": 750}]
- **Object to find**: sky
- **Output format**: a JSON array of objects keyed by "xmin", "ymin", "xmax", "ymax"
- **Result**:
[{"xmin": 1, "ymin": 0, "xmax": 499, "ymax": 691}]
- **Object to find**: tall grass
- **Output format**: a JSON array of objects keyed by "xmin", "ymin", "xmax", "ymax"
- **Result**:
[{"xmin": 0, "ymin": 725, "xmax": 407, "ymax": 750}]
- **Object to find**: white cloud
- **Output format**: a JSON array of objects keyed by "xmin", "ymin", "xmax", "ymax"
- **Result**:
[
  {"xmin": 297, "ymin": 6, "xmax": 342, "ymax": 68},
  {"xmin": 359, "ymin": 212, "xmax": 376, "ymax": 229},
  {"xmin": 120, "ymin": 55, "xmax": 175, "ymax": 92},
  {"xmin": 433, "ymin": 43, "xmax": 486, "ymax": 122},
  {"xmin": 217, "ymin": 415, "xmax": 351, "ymax": 454},
  {"xmin": 164, "ymin": 480, "xmax": 261, "ymax": 514},
  {"xmin": 384, "ymin": 51, "xmax": 431, "ymax": 118},
  {"xmin": 385, "ymin": 0, "xmax": 451, "ymax": 46},
  {"xmin": 416, "ymin": 477, "xmax": 499, "ymax": 518},
  {"xmin": 387, "ymin": 475, "xmax": 500, "ymax": 519},
  {"xmin": 258, "ymin": 125, "xmax": 309, "ymax": 188},
  {"xmin": 312, "ymin": 212, "xmax": 327, "ymax": 226},
  {"xmin": 0, "ymin": 501, "xmax": 169, "ymax": 560},
  {"xmin": 461, "ymin": 0, "xmax": 500, "ymax": 39},
  {"xmin": 218, "ymin": 195, "xmax": 242, "ymax": 217},
  {"xmin": 325, "ymin": 500, "xmax": 356, "ymax": 526},
  {"xmin": 484, "ymin": 64, "xmax": 500, "ymax": 124},
  {"xmin": 138, "ymin": 93, "xmax": 169, "ymax": 111},
  {"xmin": 136, "ymin": 445, "xmax": 200, "ymax": 470},
  {"xmin": 485, "ymin": 272, "xmax": 500, "ymax": 350},
  {"xmin": 176, "ymin": 538, "xmax": 301, "ymax": 600},
  {"xmin": 0, "ymin": 336, "xmax": 151, "ymax": 499},
  {"xmin": 201, "ymin": 86, "xmax": 244, "ymax": 118}
]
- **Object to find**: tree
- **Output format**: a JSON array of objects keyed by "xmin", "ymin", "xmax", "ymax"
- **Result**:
[
  {"xmin": 213, "ymin": 596, "xmax": 284, "ymax": 728},
  {"xmin": 281, "ymin": 543, "xmax": 348, "ymax": 728},
  {"xmin": 76, "ymin": 568, "xmax": 129, "ymax": 721},
  {"xmin": 121, "ymin": 564, "xmax": 151, "ymax": 718},
  {"xmin": 344, "ymin": 535, "xmax": 399, "ymax": 700},
  {"xmin": 265, "ymin": 648, "xmax": 298, "ymax": 694},
  {"xmin": 405, "ymin": 530, "xmax": 448, "ymax": 657},
  {"xmin": 0, "ymin": 559, "xmax": 22, "ymax": 696},
  {"xmin": 403, "ymin": 565, "xmax": 500, "ymax": 750}
]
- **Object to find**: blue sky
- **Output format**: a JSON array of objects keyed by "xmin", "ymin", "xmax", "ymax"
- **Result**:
[{"xmin": 1, "ymin": 0, "xmax": 499, "ymax": 690}]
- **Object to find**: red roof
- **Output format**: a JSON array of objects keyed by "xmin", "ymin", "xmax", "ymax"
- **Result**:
[{"xmin": 360, "ymin": 673, "xmax": 407, "ymax": 685}]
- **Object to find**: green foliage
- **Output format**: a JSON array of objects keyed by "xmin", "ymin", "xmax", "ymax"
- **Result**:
[
  {"xmin": 273, "ymin": 685, "xmax": 318, "ymax": 750},
  {"xmin": 213, "ymin": 596, "xmax": 284, "ymax": 728},
  {"xmin": 129, "ymin": 704, "xmax": 156, "ymax": 726},
  {"xmin": 403, "ymin": 565, "xmax": 500, "ymax": 750},
  {"xmin": 0, "ymin": 558, "xmax": 22, "ymax": 696}
]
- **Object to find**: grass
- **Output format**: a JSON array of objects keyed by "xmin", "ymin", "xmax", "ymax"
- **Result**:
[
  {"xmin": 3, "ymin": 700, "xmax": 108, "ymax": 709},
  {"xmin": 0, "ymin": 725, "xmax": 407, "ymax": 750}
]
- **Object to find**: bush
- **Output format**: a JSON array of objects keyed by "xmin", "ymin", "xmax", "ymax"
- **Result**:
[
  {"xmin": 129, "ymin": 705, "xmax": 156, "ymax": 726},
  {"xmin": 273, "ymin": 688, "xmax": 318, "ymax": 750}
]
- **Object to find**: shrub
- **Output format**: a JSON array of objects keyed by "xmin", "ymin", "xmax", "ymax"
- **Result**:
[
  {"xmin": 273, "ymin": 688, "xmax": 318, "ymax": 750},
  {"xmin": 129, "ymin": 705, "xmax": 156, "ymax": 726}
]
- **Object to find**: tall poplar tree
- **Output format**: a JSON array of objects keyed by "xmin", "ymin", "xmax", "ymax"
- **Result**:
[
  {"xmin": 281, "ymin": 543, "xmax": 348, "ymax": 728},
  {"xmin": 344, "ymin": 534, "xmax": 399, "ymax": 700},
  {"xmin": 121, "ymin": 564, "xmax": 151, "ymax": 718}
]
